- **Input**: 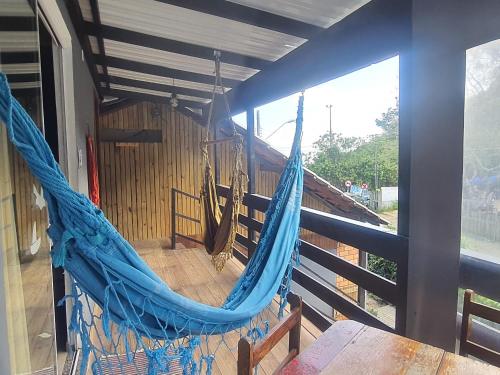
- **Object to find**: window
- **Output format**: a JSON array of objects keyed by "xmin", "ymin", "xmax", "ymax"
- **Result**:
[
  {"xmin": 458, "ymin": 39, "xmax": 500, "ymax": 336},
  {"xmin": 0, "ymin": 3, "xmax": 57, "ymax": 373},
  {"xmin": 461, "ymin": 39, "xmax": 500, "ymax": 262}
]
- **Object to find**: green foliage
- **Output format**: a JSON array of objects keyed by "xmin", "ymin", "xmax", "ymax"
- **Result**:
[
  {"xmin": 368, "ymin": 254, "xmax": 397, "ymax": 282},
  {"xmin": 305, "ymin": 105, "xmax": 400, "ymax": 281},
  {"xmin": 305, "ymin": 105, "xmax": 399, "ymax": 190}
]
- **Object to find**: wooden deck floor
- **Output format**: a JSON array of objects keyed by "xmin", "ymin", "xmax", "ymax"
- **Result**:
[{"xmin": 134, "ymin": 246, "xmax": 322, "ymax": 374}]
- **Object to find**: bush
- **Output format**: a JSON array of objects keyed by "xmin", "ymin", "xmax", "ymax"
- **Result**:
[{"xmin": 368, "ymin": 254, "xmax": 397, "ymax": 282}]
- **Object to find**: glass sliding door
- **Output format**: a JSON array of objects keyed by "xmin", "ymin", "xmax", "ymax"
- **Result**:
[
  {"xmin": 459, "ymin": 38, "xmax": 500, "ymax": 336},
  {"xmin": 0, "ymin": 0, "xmax": 58, "ymax": 373}
]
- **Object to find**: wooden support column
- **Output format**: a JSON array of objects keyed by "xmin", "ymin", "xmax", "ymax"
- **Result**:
[
  {"xmin": 405, "ymin": 0, "xmax": 500, "ymax": 350},
  {"xmin": 246, "ymin": 109, "xmax": 256, "ymax": 251},
  {"xmin": 404, "ymin": 0, "xmax": 465, "ymax": 351}
]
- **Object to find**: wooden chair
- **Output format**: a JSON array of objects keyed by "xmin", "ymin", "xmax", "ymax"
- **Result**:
[
  {"xmin": 237, "ymin": 293, "xmax": 302, "ymax": 375},
  {"xmin": 460, "ymin": 289, "xmax": 500, "ymax": 367}
]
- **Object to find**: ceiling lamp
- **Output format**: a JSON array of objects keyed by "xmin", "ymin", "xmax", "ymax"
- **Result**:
[{"xmin": 170, "ymin": 93, "xmax": 178, "ymax": 109}]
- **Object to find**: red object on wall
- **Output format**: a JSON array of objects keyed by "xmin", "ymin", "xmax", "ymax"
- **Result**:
[{"xmin": 86, "ymin": 135, "xmax": 100, "ymax": 206}]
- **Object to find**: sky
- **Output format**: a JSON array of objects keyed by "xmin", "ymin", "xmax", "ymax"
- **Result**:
[{"xmin": 232, "ymin": 56, "xmax": 399, "ymax": 155}]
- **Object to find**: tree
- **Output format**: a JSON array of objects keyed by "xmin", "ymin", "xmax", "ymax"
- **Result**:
[
  {"xmin": 305, "ymin": 104, "xmax": 399, "ymax": 191},
  {"xmin": 306, "ymin": 106, "xmax": 400, "ymax": 280}
]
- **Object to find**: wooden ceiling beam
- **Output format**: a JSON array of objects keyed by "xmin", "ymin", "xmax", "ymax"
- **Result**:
[
  {"xmin": 5, "ymin": 73, "xmax": 40, "ymax": 83},
  {"xmin": 154, "ymin": 0, "xmax": 323, "ymax": 39},
  {"xmin": 64, "ymin": 0, "xmax": 102, "ymax": 96},
  {"xmin": 0, "ymin": 51, "xmax": 38, "ymax": 64},
  {"xmin": 88, "ymin": 0, "xmax": 110, "ymax": 90},
  {"xmin": 85, "ymin": 22, "xmax": 269, "ymax": 70},
  {"xmin": 95, "ymin": 55, "xmax": 241, "ymax": 87},
  {"xmin": 102, "ymin": 88, "xmax": 206, "ymax": 109},
  {"xmin": 0, "ymin": 16, "xmax": 36, "ymax": 31},
  {"xmin": 103, "ymin": 75, "xmax": 214, "ymax": 100}
]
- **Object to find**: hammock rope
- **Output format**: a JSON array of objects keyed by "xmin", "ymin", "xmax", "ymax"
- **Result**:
[
  {"xmin": 0, "ymin": 72, "xmax": 304, "ymax": 374},
  {"xmin": 200, "ymin": 51, "xmax": 246, "ymax": 271}
]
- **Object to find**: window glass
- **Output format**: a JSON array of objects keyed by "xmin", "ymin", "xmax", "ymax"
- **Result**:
[
  {"xmin": 0, "ymin": 2, "xmax": 57, "ymax": 373},
  {"xmin": 458, "ymin": 39, "xmax": 500, "ymax": 338},
  {"xmin": 461, "ymin": 39, "xmax": 500, "ymax": 262}
]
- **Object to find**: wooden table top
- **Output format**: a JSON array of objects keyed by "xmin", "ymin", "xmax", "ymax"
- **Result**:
[{"xmin": 281, "ymin": 320, "xmax": 500, "ymax": 375}]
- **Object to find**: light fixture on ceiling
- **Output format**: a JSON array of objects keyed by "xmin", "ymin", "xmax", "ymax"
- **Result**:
[
  {"xmin": 170, "ymin": 78, "xmax": 178, "ymax": 109},
  {"xmin": 170, "ymin": 93, "xmax": 178, "ymax": 109}
]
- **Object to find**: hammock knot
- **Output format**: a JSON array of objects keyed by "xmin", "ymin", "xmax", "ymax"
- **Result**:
[
  {"xmin": 202, "ymin": 354, "xmax": 215, "ymax": 375},
  {"xmin": 247, "ymin": 326, "xmax": 265, "ymax": 342},
  {"xmin": 102, "ymin": 285, "xmax": 112, "ymax": 339},
  {"xmin": 176, "ymin": 337, "xmax": 200, "ymax": 374},
  {"xmin": 51, "ymin": 229, "xmax": 74, "ymax": 268},
  {"xmin": 118, "ymin": 320, "xmax": 134, "ymax": 362},
  {"xmin": 146, "ymin": 346, "xmax": 169, "ymax": 375}
]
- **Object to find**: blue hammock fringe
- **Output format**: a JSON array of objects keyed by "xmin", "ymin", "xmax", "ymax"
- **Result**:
[{"xmin": 0, "ymin": 73, "xmax": 304, "ymax": 374}]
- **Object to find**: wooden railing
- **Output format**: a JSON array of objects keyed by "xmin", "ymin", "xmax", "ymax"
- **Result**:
[
  {"xmin": 217, "ymin": 185, "xmax": 409, "ymax": 335},
  {"xmin": 171, "ymin": 188, "xmax": 202, "ymax": 249}
]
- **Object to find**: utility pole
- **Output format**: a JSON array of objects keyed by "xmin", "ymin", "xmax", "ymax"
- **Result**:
[
  {"xmin": 256, "ymin": 110, "xmax": 262, "ymax": 137},
  {"xmin": 326, "ymin": 104, "xmax": 333, "ymax": 147}
]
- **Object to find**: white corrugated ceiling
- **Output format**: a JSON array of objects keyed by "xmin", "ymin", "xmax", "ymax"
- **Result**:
[
  {"xmin": 227, "ymin": 0, "xmax": 371, "ymax": 28},
  {"xmin": 86, "ymin": 0, "xmax": 306, "ymax": 62},
  {"xmin": 0, "ymin": 63, "xmax": 39, "ymax": 75},
  {"xmin": 106, "ymin": 67, "xmax": 226, "ymax": 93},
  {"xmin": 102, "ymin": 39, "xmax": 258, "ymax": 81},
  {"xmin": 0, "ymin": 32, "xmax": 38, "ymax": 52},
  {"xmin": 0, "ymin": 0, "xmax": 34, "ymax": 17},
  {"xmin": 77, "ymin": 0, "xmax": 371, "ymax": 110}
]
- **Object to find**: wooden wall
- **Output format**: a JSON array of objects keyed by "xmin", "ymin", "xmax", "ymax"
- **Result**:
[
  {"xmin": 98, "ymin": 102, "xmax": 203, "ymax": 244},
  {"xmin": 97, "ymin": 101, "xmax": 359, "ymax": 305}
]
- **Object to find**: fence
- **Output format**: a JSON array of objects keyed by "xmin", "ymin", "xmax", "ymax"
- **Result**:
[{"xmin": 462, "ymin": 199, "xmax": 500, "ymax": 242}]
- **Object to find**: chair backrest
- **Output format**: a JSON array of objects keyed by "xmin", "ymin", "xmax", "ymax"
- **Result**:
[
  {"xmin": 238, "ymin": 293, "xmax": 302, "ymax": 375},
  {"xmin": 460, "ymin": 289, "xmax": 500, "ymax": 367}
]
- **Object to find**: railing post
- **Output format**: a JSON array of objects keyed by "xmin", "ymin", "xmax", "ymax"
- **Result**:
[
  {"xmin": 358, "ymin": 251, "xmax": 367, "ymax": 308},
  {"xmin": 246, "ymin": 109, "xmax": 256, "ymax": 256},
  {"xmin": 171, "ymin": 188, "xmax": 176, "ymax": 249}
]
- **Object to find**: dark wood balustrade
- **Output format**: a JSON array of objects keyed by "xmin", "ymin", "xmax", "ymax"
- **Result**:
[{"xmin": 217, "ymin": 184, "xmax": 409, "ymax": 335}]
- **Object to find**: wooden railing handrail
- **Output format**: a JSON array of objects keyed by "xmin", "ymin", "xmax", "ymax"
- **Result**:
[
  {"xmin": 217, "ymin": 184, "xmax": 408, "ymax": 264},
  {"xmin": 217, "ymin": 183, "xmax": 408, "ymax": 334},
  {"xmin": 234, "ymin": 211, "xmax": 400, "ymax": 304},
  {"xmin": 171, "ymin": 187, "xmax": 200, "ymax": 201}
]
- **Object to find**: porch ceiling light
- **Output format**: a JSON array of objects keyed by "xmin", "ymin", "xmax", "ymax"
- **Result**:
[{"xmin": 170, "ymin": 93, "xmax": 178, "ymax": 109}]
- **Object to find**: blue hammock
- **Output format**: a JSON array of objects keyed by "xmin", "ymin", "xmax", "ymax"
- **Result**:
[{"xmin": 0, "ymin": 73, "xmax": 304, "ymax": 374}]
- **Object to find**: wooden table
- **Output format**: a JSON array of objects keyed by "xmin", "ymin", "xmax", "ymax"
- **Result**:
[{"xmin": 281, "ymin": 320, "xmax": 500, "ymax": 374}]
